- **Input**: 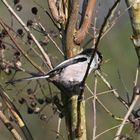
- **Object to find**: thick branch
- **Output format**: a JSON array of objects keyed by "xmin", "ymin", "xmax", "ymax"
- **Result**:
[
  {"xmin": 48, "ymin": 0, "xmax": 66, "ymax": 24},
  {"xmin": 125, "ymin": 0, "xmax": 140, "ymax": 65},
  {"xmin": 74, "ymin": 0, "xmax": 96, "ymax": 45},
  {"xmin": 66, "ymin": 0, "xmax": 80, "ymax": 57},
  {"xmin": 48, "ymin": 0, "xmax": 59, "ymax": 21}
]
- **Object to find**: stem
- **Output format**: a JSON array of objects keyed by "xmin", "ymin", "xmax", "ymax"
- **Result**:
[
  {"xmin": 74, "ymin": 0, "xmax": 96, "ymax": 44},
  {"xmin": 114, "ymin": 91, "xmax": 140, "ymax": 140},
  {"xmin": 114, "ymin": 86, "xmax": 140, "ymax": 140},
  {"xmin": 1, "ymin": 0, "xmax": 53, "ymax": 69},
  {"xmin": 0, "ymin": 110, "xmax": 23, "ymax": 140},
  {"xmin": 66, "ymin": 0, "xmax": 80, "ymax": 57},
  {"xmin": 92, "ymin": 74, "xmax": 97, "ymax": 140}
]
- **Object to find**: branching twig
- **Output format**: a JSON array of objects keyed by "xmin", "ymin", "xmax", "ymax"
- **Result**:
[
  {"xmin": 81, "ymin": 0, "xmax": 121, "ymax": 86},
  {"xmin": 114, "ymin": 86, "xmax": 140, "ymax": 140},
  {"xmin": 0, "ymin": 84, "xmax": 33, "ymax": 140},
  {"xmin": 95, "ymin": 123, "xmax": 126, "ymax": 139},
  {"xmin": 96, "ymin": 71, "xmax": 129, "ymax": 110},
  {"xmin": 0, "ymin": 19, "xmax": 46, "ymax": 74},
  {"xmin": 74, "ymin": 0, "xmax": 96, "ymax": 45},
  {"xmin": 48, "ymin": 0, "xmax": 65, "ymax": 24},
  {"xmin": 1, "ymin": 0, "xmax": 53, "ymax": 69},
  {"xmin": 86, "ymin": 84, "xmax": 123, "ymax": 121},
  {"xmin": 0, "ymin": 110, "xmax": 23, "ymax": 140},
  {"xmin": 32, "ymin": 0, "xmax": 60, "ymax": 30}
]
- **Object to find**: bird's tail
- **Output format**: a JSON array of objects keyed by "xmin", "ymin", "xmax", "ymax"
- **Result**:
[{"xmin": 6, "ymin": 74, "xmax": 50, "ymax": 84}]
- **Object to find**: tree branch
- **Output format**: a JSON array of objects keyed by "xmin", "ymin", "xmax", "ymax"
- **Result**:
[
  {"xmin": 74, "ymin": 0, "xmax": 96, "ymax": 45},
  {"xmin": 48, "ymin": 0, "xmax": 66, "ymax": 24},
  {"xmin": 125, "ymin": 0, "xmax": 140, "ymax": 66},
  {"xmin": 1, "ymin": 0, "xmax": 53, "ymax": 69},
  {"xmin": 66, "ymin": 0, "xmax": 80, "ymax": 57},
  {"xmin": 0, "ymin": 110, "xmax": 23, "ymax": 140}
]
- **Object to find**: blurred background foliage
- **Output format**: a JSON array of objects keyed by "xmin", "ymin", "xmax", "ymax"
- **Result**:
[{"xmin": 0, "ymin": 0, "xmax": 139, "ymax": 140}]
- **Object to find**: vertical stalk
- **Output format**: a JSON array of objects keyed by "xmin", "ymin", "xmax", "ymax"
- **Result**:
[{"xmin": 125, "ymin": 0, "xmax": 140, "ymax": 66}]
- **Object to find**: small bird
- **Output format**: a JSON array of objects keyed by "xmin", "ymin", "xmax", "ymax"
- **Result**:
[{"xmin": 7, "ymin": 48, "xmax": 102, "ymax": 92}]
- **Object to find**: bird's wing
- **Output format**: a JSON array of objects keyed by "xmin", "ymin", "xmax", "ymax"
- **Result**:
[{"xmin": 47, "ymin": 55, "xmax": 88, "ymax": 75}]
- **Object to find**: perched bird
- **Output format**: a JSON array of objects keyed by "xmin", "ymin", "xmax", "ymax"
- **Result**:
[{"xmin": 7, "ymin": 48, "xmax": 102, "ymax": 92}]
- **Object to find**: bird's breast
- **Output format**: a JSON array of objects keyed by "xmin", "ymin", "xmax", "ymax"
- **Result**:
[{"xmin": 59, "ymin": 63, "xmax": 88, "ymax": 83}]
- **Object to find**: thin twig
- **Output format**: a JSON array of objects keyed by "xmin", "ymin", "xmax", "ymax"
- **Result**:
[
  {"xmin": 84, "ymin": 0, "xmax": 136, "ymax": 47},
  {"xmin": 0, "ymin": 19, "xmax": 46, "ymax": 74},
  {"xmin": 32, "ymin": 0, "xmax": 60, "ymax": 30},
  {"xmin": 92, "ymin": 73, "xmax": 97, "ymax": 140},
  {"xmin": 134, "ymin": 67, "xmax": 139, "ymax": 86},
  {"xmin": 0, "ymin": 110, "xmax": 23, "ymax": 140},
  {"xmin": 0, "ymin": 84, "xmax": 33, "ymax": 140},
  {"xmin": 1, "ymin": 22, "xmax": 47, "ymax": 65},
  {"xmin": 82, "ymin": 0, "xmax": 121, "ymax": 86},
  {"xmin": 86, "ymin": 89, "xmax": 116, "ymax": 101},
  {"xmin": 96, "ymin": 71, "xmax": 129, "ymax": 110},
  {"xmin": 114, "ymin": 86, "xmax": 140, "ymax": 140},
  {"xmin": 47, "ymin": 34, "xmax": 64, "ymax": 56},
  {"xmin": 56, "ymin": 117, "xmax": 62, "ymax": 139},
  {"xmin": 1, "ymin": 0, "xmax": 53, "ymax": 69},
  {"xmin": 86, "ymin": 84, "xmax": 123, "ymax": 121},
  {"xmin": 95, "ymin": 123, "xmax": 127, "ymax": 139}
]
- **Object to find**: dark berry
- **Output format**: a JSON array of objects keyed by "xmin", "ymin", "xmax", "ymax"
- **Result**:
[
  {"xmin": 17, "ymin": 28, "xmax": 24, "ymax": 37},
  {"xmin": 15, "ymin": 4, "xmax": 22, "ymax": 11},
  {"xmin": 27, "ymin": 20, "xmax": 33, "ymax": 27},
  {"xmin": 45, "ymin": 97, "xmax": 52, "ymax": 104},
  {"xmin": 13, "ymin": 0, "xmax": 20, "ymax": 5},
  {"xmin": 37, "ymin": 98, "xmax": 44, "ymax": 104},
  {"xmin": 18, "ymin": 98, "xmax": 26, "ymax": 104},
  {"xmin": 27, "ymin": 107, "xmax": 34, "ymax": 114},
  {"xmin": 14, "ymin": 51, "xmax": 20, "ymax": 57},
  {"xmin": 31, "ymin": 7, "xmax": 38, "ymax": 15},
  {"xmin": 27, "ymin": 88, "xmax": 34, "ymax": 95}
]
